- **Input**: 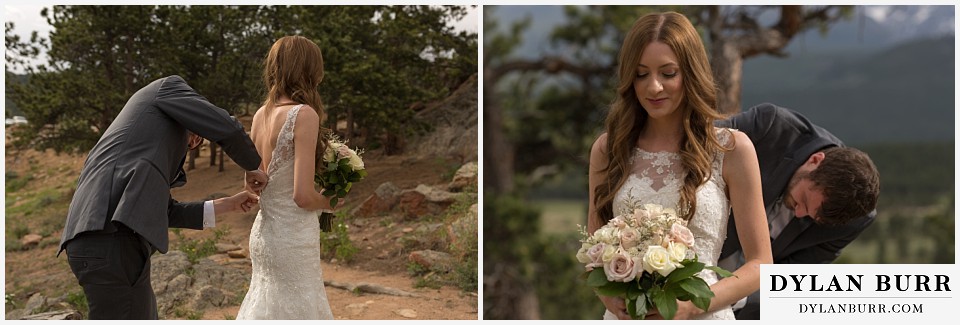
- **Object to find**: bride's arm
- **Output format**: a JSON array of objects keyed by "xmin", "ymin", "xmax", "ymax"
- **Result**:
[
  {"xmin": 291, "ymin": 106, "xmax": 335, "ymax": 211},
  {"xmin": 587, "ymin": 133, "xmax": 629, "ymax": 320},
  {"xmin": 676, "ymin": 130, "xmax": 772, "ymax": 318}
]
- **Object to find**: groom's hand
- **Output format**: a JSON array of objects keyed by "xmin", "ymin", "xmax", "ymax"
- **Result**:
[
  {"xmin": 214, "ymin": 191, "xmax": 260, "ymax": 215},
  {"xmin": 245, "ymin": 170, "xmax": 268, "ymax": 194}
]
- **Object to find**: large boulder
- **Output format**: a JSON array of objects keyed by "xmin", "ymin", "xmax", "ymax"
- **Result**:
[
  {"xmin": 352, "ymin": 182, "xmax": 401, "ymax": 218},
  {"xmin": 447, "ymin": 162, "xmax": 478, "ymax": 192},
  {"xmin": 412, "ymin": 74, "xmax": 478, "ymax": 162},
  {"xmin": 397, "ymin": 184, "xmax": 457, "ymax": 219},
  {"xmin": 408, "ymin": 250, "xmax": 454, "ymax": 273}
]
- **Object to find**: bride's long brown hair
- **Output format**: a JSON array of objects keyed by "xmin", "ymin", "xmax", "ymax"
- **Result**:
[
  {"xmin": 594, "ymin": 12, "xmax": 730, "ymax": 224},
  {"xmin": 262, "ymin": 35, "xmax": 330, "ymax": 169}
]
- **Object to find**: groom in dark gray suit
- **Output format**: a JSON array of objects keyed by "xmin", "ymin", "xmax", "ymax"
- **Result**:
[
  {"xmin": 58, "ymin": 75, "xmax": 269, "ymax": 319},
  {"xmin": 716, "ymin": 103, "xmax": 880, "ymax": 320}
]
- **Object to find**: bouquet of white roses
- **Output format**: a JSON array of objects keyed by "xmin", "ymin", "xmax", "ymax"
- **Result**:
[
  {"xmin": 577, "ymin": 203, "xmax": 733, "ymax": 319},
  {"xmin": 315, "ymin": 134, "xmax": 366, "ymax": 231}
]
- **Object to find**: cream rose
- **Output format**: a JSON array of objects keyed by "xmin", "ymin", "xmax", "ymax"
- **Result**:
[
  {"xmin": 348, "ymin": 151, "xmax": 364, "ymax": 170},
  {"xmin": 603, "ymin": 249, "xmax": 640, "ymax": 282},
  {"xmin": 594, "ymin": 227, "xmax": 620, "ymax": 245},
  {"xmin": 576, "ymin": 243, "xmax": 593, "ymax": 264},
  {"xmin": 642, "ymin": 245, "xmax": 678, "ymax": 277},
  {"xmin": 324, "ymin": 143, "xmax": 339, "ymax": 162},
  {"xmin": 600, "ymin": 244, "xmax": 617, "ymax": 263},
  {"xmin": 586, "ymin": 242, "xmax": 606, "ymax": 265},
  {"xmin": 668, "ymin": 223, "xmax": 695, "ymax": 248},
  {"xmin": 632, "ymin": 208, "xmax": 651, "ymax": 224},
  {"xmin": 667, "ymin": 242, "xmax": 688, "ymax": 264}
]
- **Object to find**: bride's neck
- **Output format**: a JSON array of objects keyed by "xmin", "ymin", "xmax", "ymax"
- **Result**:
[{"xmin": 639, "ymin": 118, "xmax": 683, "ymax": 152}]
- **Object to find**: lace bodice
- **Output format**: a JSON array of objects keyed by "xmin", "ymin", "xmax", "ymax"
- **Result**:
[
  {"xmin": 606, "ymin": 128, "xmax": 735, "ymax": 320},
  {"xmin": 237, "ymin": 105, "xmax": 334, "ymax": 319}
]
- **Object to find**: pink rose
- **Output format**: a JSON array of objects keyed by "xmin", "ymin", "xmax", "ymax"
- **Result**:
[
  {"xmin": 603, "ymin": 249, "xmax": 640, "ymax": 282},
  {"xmin": 619, "ymin": 227, "xmax": 641, "ymax": 248},
  {"xmin": 632, "ymin": 208, "xmax": 651, "ymax": 224},
  {"xmin": 337, "ymin": 145, "xmax": 352, "ymax": 159},
  {"xmin": 586, "ymin": 243, "xmax": 606, "ymax": 265},
  {"xmin": 668, "ymin": 223, "xmax": 695, "ymax": 248}
]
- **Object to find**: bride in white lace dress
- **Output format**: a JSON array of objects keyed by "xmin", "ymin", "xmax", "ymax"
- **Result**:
[
  {"xmin": 587, "ymin": 12, "xmax": 772, "ymax": 320},
  {"xmin": 237, "ymin": 36, "xmax": 335, "ymax": 320}
]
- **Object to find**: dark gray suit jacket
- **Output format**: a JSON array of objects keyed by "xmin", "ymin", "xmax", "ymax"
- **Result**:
[
  {"xmin": 716, "ymin": 103, "xmax": 876, "ymax": 319},
  {"xmin": 59, "ymin": 75, "xmax": 261, "ymax": 254}
]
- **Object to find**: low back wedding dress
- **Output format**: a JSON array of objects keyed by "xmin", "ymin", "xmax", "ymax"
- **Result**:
[
  {"xmin": 237, "ymin": 104, "xmax": 334, "ymax": 320},
  {"xmin": 603, "ymin": 128, "xmax": 735, "ymax": 320}
]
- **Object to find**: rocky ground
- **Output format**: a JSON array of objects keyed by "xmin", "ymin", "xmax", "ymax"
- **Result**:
[{"xmin": 5, "ymin": 139, "xmax": 478, "ymax": 320}]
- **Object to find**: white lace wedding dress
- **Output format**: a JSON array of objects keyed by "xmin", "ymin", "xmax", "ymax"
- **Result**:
[
  {"xmin": 603, "ymin": 128, "xmax": 735, "ymax": 320},
  {"xmin": 237, "ymin": 105, "xmax": 334, "ymax": 320}
]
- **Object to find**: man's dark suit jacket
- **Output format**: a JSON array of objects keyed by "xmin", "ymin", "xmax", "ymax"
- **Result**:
[
  {"xmin": 716, "ymin": 103, "xmax": 876, "ymax": 319},
  {"xmin": 59, "ymin": 75, "xmax": 261, "ymax": 254}
]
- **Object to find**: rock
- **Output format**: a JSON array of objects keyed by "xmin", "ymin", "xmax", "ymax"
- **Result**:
[
  {"xmin": 447, "ymin": 162, "xmax": 478, "ymax": 192},
  {"xmin": 402, "ymin": 227, "xmax": 414, "ymax": 233},
  {"xmin": 412, "ymin": 74, "xmax": 478, "ymax": 162},
  {"xmin": 215, "ymin": 243, "xmax": 242, "ymax": 254},
  {"xmin": 395, "ymin": 308, "xmax": 418, "ymax": 318},
  {"xmin": 345, "ymin": 303, "xmax": 368, "ymax": 316},
  {"xmin": 408, "ymin": 250, "xmax": 454, "ymax": 273},
  {"xmin": 20, "ymin": 309, "xmax": 82, "ymax": 320},
  {"xmin": 447, "ymin": 204, "xmax": 478, "ymax": 253},
  {"xmin": 352, "ymin": 182, "xmax": 401, "ymax": 218},
  {"xmin": 190, "ymin": 285, "xmax": 225, "ymax": 310},
  {"xmin": 21, "ymin": 234, "xmax": 43, "ymax": 247},
  {"xmin": 398, "ymin": 184, "xmax": 457, "ymax": 219},
  {"xmin": 24, "ymin": 293, "xmax": 47, "ymax": 314},
  {"xmin": 227, "ymin": 248, "xmax": 248, "ymax": 258}
]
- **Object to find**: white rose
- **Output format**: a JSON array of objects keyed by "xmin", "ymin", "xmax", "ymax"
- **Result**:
[
  {"xmin": 642, "ymin": 245, "xmax": 678, "ymax": 277},
  {"xmin": 667, "ymin": 242, "xmax": 688, "ymax": 264},
  {"xmin": 603, "ymin": 248, "xmax": 641, "ymax": 282},
  {"xmin": 324, "ymin": 142, "xmax": 340, "ymax": 162},
  {"xmin": 600, "ymin": 244, "xmax": 617, "ymax": 263},
  {"xmin": 594, "ymin": 227, "xmax": 620, "ymax": 245},
  {"xmin": 348, "ymin": 151, "xmax": 364, "ymax": 170},
  {"xmin": 576, "ymin": 243, "xmax": 593, "ymax": 264}
]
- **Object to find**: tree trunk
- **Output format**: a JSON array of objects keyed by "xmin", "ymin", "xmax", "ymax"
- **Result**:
[
  {"xmin": 187, "ymin": 147, "xmax": 198, "ymax": 171},
  {"xmin": 483, "ymin": 72, "xmax": 515, "ymax": 194},
  {"xmin": 711, "ymin": 40, "xmax": 745, "ymax": 114},
  {"xmin": 218, "ymin": 145, "xmax": 225, "ymax": 172},
  {"xmin": 346, "ymin": 106, "xmax": 355, "ymax": 144},
  {"xmin": 210, "ymin": 142, "xmax": 218, "ymax": 167}
]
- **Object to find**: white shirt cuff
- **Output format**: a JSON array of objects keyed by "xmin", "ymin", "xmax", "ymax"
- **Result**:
[{"xmin": 203, "ymin": 200, "xmax": 216, "ymax": 228}]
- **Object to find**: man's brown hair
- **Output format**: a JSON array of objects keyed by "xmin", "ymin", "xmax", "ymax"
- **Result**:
[{"xmin": 809, "ymin": 147, "xmax": 880, "ymax": 225}]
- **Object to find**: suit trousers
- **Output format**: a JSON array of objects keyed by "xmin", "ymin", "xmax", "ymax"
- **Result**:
[{"xmin": 64, "ymin": 223, "xmax": 158, "ymax": 319}]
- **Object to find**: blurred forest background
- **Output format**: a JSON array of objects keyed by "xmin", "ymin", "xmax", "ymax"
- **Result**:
[
  {"xmin": 6, "ymin": 5, "xmax": 477, "ymax": 157},
  {"xmin": 483, "ymin": 5, "xmax": 954, "ymax": 319}
]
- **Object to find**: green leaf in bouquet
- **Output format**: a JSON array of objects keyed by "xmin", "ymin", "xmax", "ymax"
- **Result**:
[
  {"xmin": 338, "ymin": 157, "xmax": 350, "ymax": 167},
  {"xmin": 626, "ymin": 282, "xmax": 642, "ymax": 300},
  {"xmin": 337, "ymin": 188, "xmax": 348, "ymax": 197},
  {"xmin": 596, "ymin": 281, "xmax": 629, "ymax": 297},
  {"xmin": 626, "ymin": 297, "xmax": 638, "ymax": 320},
  {"xmin": 691, "ymin": 296, "xmax": 711, "ymax": 313},
  {"xmin": 666, "ymin": 261, "xmax": 705, "ymax": 284},
  {"xmin": 356, "ymin": 169, "xmax": 367, "ymax": 178},
  {"xmin": 327, "ymin": 174, "xmax": 340, "ymax": 184},
  {"xmin": 633, "ymin": 293, "xmax": 649, "ymax": 319},
  {"xmin": 586, "ymin": 268, "xmax": 608, "ymax": 287},
  {"xmin": 327, "ymin": 161, "xmax": 339, "ymax": 171},
  {"xmin": 329, "ymin": 196, "xmax": 339, "ymax": 208},
  {"xmin": 705, "ymin": 265, "xmax": 737, "ymax": 278},
  {"xmin": 678, "ymin": 277, "xmax": 715, "ymax": 299},
  {"xmin": 344, "ymin": 182, "xmax": 353, "ymax": 193},
  {"xmin": 347, "ymin": 172, "xmax": 363, "ymax": 182},
  {"xmin": 651, "ymin": 288, "xmax": 678, "ymax": 320}
]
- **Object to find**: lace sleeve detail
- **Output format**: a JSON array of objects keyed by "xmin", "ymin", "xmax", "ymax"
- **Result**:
[{"xmin": 268, "ymin": 105, "xmax": 303, "ymax": 176}]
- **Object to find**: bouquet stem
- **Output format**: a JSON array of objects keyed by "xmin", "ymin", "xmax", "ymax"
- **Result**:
[{"xmin": 319, "ymin": 212, "xmax": 335, "ymax": 232}]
